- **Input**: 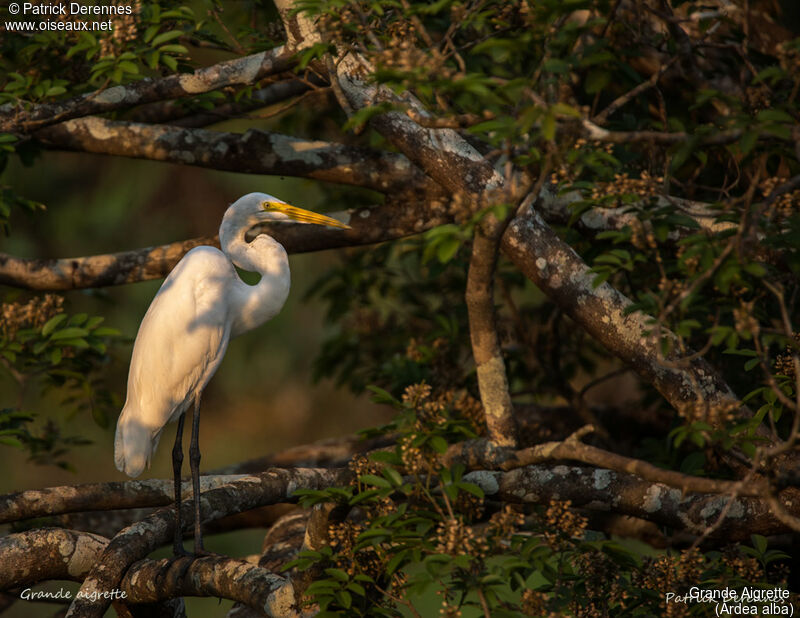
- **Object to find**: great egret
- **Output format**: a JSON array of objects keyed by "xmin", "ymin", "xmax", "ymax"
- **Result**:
[{"xmin": 114, "ymin": 192, "xmax": 349, "ymax": 554}]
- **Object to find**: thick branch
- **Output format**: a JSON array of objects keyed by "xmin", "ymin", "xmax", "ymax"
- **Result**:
[
  {"xmin": 0, "ymin": 475, "xmax": 249, "ymax": 525},
  {"xmin": 0, "ymin": 529, "xmax": 297, "ymax": 617},
  {"xmin": 0, "ymin": 528, "xmax": 107, "ymax": 590},
  {"xmin": 2, "ymin": 432, "xmax": 395, "ymax": 525},
  {"xmin": 0, "ymin": 47, "xmax": 293, "ymax": 134},
  {"xmin": 0, "ymin": 236, "xmax": 216, "ymax": 290},
  {"xmin": 0, "ymin": 194, "xmax": 451, "ymax": 291},
  {"xmin": 125, "ymin": 78, "xmax": 313, "ymax": 126},
  {"xmin": 466, "ymin": 225, "xmax": 517, "ymax": 447},
  {"xmin": 35, "ymin": 118, "xmax": 422, "ymax": 194},
  {"xmin": 468, "ymin": 464, "xmax": 788, "ymax": 541},
  {"xmin": 66, "ymin": 467, "xmax": 349, "ymax": 618},
  {"xmin": 119, "ymin": 556, "xmax": 297, "ymax": 617},
  {"xmin": 502, "ymin": 206, "xmax": 743, "ymax": 424},
  {"xmin": 445, "ymin": 432, "xmax": 766, "ymax": 497},
  {"xmin": 274, "ymin": 0, "xmax": 504, "ymax": 198},
  {"xmin": 537, "ymin": 185, "xmax": 736, "ymax": 237}
]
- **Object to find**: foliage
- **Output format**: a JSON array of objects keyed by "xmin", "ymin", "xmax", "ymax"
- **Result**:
[
  {"xmin": 297, "ymin": 0, "xmax": 800, "ymax": 613},
  {"xmin": 1, "ymin": 0, "xmax": 799, "ymax": 613},
  {"xmin": 0, "ymin": 293, "xmax": 123, "ymax": 466},
  {"xmin": 288, "ymin": 388, "xmax": 787, "ymax": 617}
]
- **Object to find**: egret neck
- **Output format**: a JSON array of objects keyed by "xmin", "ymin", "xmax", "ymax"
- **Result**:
[{"xmin": 219, "ymin": 209, "xmax": 291, "ymax": 338}]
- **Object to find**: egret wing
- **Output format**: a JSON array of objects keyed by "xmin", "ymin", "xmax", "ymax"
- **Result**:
[{"xmin": 115, "ymin": 247, "xmax": 235, "ymax": 477}]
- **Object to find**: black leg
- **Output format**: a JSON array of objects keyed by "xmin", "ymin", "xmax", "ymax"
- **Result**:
[
  {"xmin": 171, "ymin": 412, "xmax": 187, "ymax": 557},
  {"xmin": 189, "ymin": 395, "xmax": 204, "ymax": 553}
]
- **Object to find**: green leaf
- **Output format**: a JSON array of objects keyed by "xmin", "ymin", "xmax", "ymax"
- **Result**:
[
  {"xmin": 342, "ymin": 102, "xmax": 395, "ymax": 133},
  {"xmin": 324, "ymin": 568, "xmax": 350, "ymax": 582},
  {"xmin": 151, "ymin": 30, "xmax": 184, "ymax": 47},
  {"xmin": 143, "ymin": 24, "xmax": 159, "ymax": 43},
  {"xmin": 756, "ymin": 109, "xmax": 793, "ymax": 124},
  {"xmin": 436, "ymin": 237, "xmax": 461, "ymax": 264},
  {"xmin": 118, "ymin": 61, "xmax": 139, "ymax": 75},
  {"xmin": 739, "ymin": 130, "xmax": 758, "ymax": 156},
  {"xmin": 41, "ymin": 314, "xmax": 67, "ymax": 337},
  {"xmin": 50, "ymin": 327, "xmax": 89, "ymax": 340},
  {"xmin": 85, "ymin": 316, "xmax": 104, "ymax": 330},
  {"xmin": 69, "ymin": 313, "xmax": 88, "ymax": 326},
  {"xmin": 346, "ymin": 582, "xmax": 366, "ymax": 596},
  {"xmin": 383, "ymin": 466, "xmax": 403, "ymax": 487},
  {"xmin": 56, "ymin": 338, "xmax": 90, "ymax": 349},
  {"xmin": 337, "ymin": 590, "xmax": 352, "ymax": 609},
  {"xmin": 428, "ymin": 435, "xmax": 448, "ymax": 453},
  {"xmin": 456, "ymin": 481, "xmax": 485, "ymax": 499},
  {"xmin": 158, "ymin": 44, "xmax": 188, "ymax": 55},
  {"xmin": 359, "ymin": 474, "xmax": 391, "ymax": 488},
  {"xmin": 751, "ymin": 534, "xmax": 768, "ymax": 555},
  {"xmin": 551, "ymin": 102, "xmax": 580, "ymax": 118},
  {"xmin": 161, "ymin": 55, "xmax": 178, "ymax": 72}
]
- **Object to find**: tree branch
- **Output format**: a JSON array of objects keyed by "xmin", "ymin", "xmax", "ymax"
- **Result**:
[
  {"xmin": 125, "ymin": 77, "xmax": 314, "ymax": 127},
  {"xmin": 272, "ymin": 2, "xmax": 751, "ymax": 437},
  {"xmin": 0, "ymin": 236, "xmax": 217, "ymax": 291},
  {"xmin": 66, "ymin": 467, "xmax": 349, "ymax": 618},
  {"xmin": 0, "ymin": 475, "xmax": 249, "ymax": 525},
  {"xmin": 0, "ymin": 47, "xmax": 294, "ymax": 134},
  {"xmin": 502, "ymin": 205, "xmax": 745, "ymax": 425},
  {"xmin": 0, "ymin": 191, "xmax": 451, "ymax": 291},
  {"xmin": 0, "ymin": 528, "xmax": 107, "ymax": 590},
  {"xmin": 446, "ymin": 429, "xmax": 767, "ymax": 497},
  {"xmin": 467, "ymin": 464, "xmax": 788, "ymax": 541},
  {"xmin": 226, "ymin": 510, "xmax": 311, "ymax": 617},
  {"xmin": 0, "ymin": 529, "xmax": 298, "ymax": 617},
  {"xmin": 466, "ymin": 221, "xmax": 519, "ymax": 447},
  {"xmin": 119, "ymin": 556, "xmax": 297, "ymax": 617},
  {"xmin": 35, "ymin": 118, "xmax": 423, "ymax": 194},
  {"xmin": 537, "ymin": 184, "xmax": 736, "ymax": 237},
  {"xmin": 274, "ymin": 0, "xmax": 505, "ymax": 198}
]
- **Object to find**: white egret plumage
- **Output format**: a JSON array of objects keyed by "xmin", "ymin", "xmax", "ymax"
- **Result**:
[{"xmin": 114, "ymin": 192, "xmax": 349, "ymax": 554}]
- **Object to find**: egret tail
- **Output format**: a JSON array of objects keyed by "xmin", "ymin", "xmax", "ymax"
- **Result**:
[{"xmin": 114, "ymin": 406, "xmax": 154, "ymax": 478}]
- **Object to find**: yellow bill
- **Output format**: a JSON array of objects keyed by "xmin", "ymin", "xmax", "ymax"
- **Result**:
[{"xmin": 262, "ymin": 200, "xmax": 350, "ymax": 229}]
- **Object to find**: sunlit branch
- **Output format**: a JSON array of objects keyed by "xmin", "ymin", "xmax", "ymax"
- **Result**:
[
  {"xmin": 68, "ymin": 467, "xmax": 350, "ymax": 618},
  {"xmin": 0, "ymin": 529, "xmax": 298, "ymax": 617},
  {"xmin": 125, "ymin": 77, "xmax": 314, "ymax": 126},
  {"xmin": 274, "ymin": 0, "xmax": 505, "ymax": 198},
  {"xmin": 35, "ymin": 117, "xmax": 423, "ymax": 194},
  {"xmin": 477, "ymin": 464, "xmax": 788, "ymax": 541},
  {"xmin": 0, "ymin": 46, "xmax": 294, "ymax": 134},
  {"xmin": 0, "ymin": 194, "xmax": 452, "ymax": 290},
  {"xmin": 0, "ymin": 475, "xmax": 250, "ymax": 525},
  {"xmin": 502, "ymin": 206, "xmax": 748, "ymax": 428}
]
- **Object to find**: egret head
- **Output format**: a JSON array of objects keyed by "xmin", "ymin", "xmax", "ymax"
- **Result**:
[{"xmin": 225, "ymin": 192, "xmax": 350, "ymax": 231}]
